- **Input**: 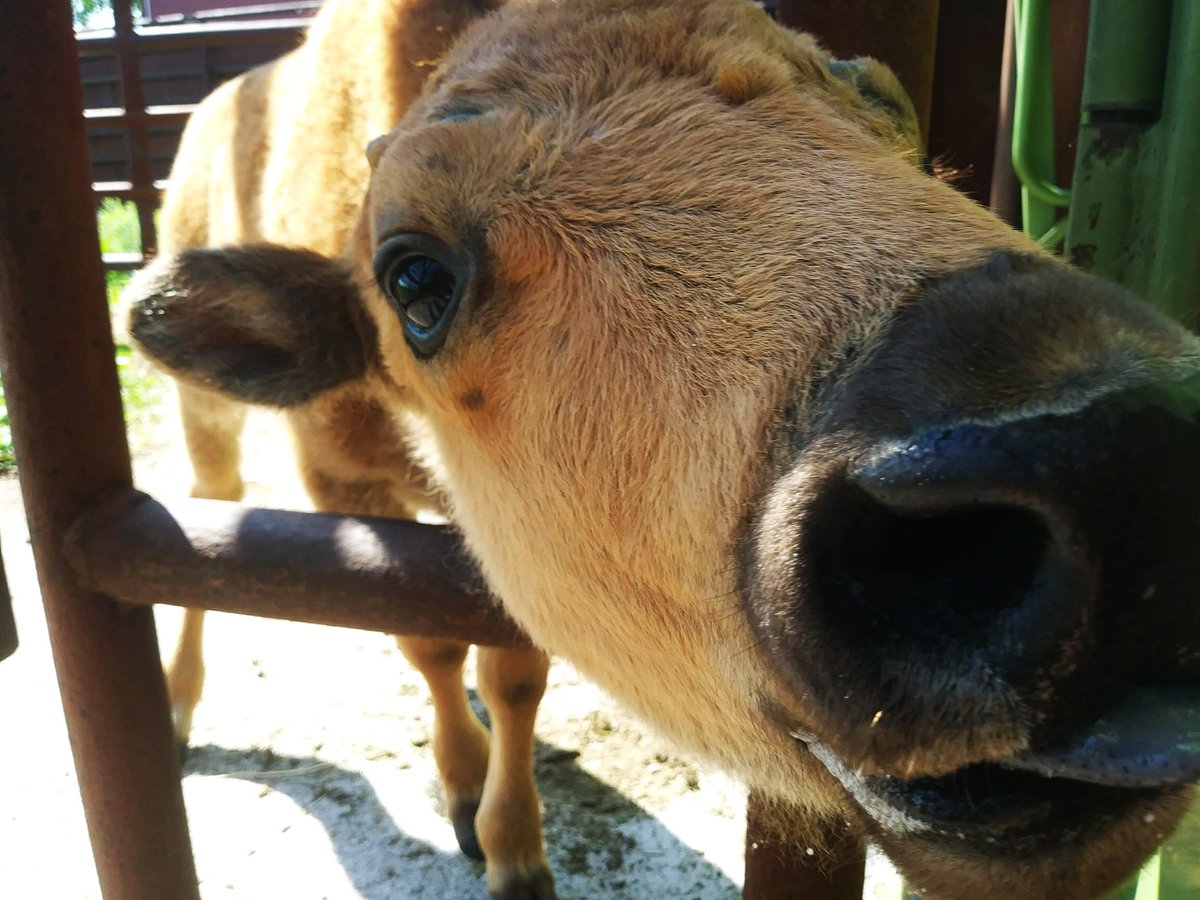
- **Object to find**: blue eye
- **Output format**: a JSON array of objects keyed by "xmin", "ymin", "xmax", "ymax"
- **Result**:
[{"xmin": 373, "ymin": 234, "xmax": 467, "ymax": 357}]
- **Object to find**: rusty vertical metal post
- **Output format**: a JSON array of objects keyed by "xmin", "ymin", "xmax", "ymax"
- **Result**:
[
  {"xmin": 773, "ymin": 0, "xmax": 941, "ymax": 144},
  {"xmin": 113, "ymin": 0, "xmax": 159, "ymax": 257},
  {"xmin": 743, "ymin": 791, "xmax": 866, "ymax": 900},
  {"xmin": 0, "ymin": 1, "xmax": 198, "ymax": 897},
  {"xmin": 990, "ymin": 0, "xmax": 1021, "ymax": 224},
  {"xmin": 925, "ymin": 0, "xmax": 1009, "ymax": 204}
]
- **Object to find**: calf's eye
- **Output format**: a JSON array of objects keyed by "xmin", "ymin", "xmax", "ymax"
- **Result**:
[
  {"xmin": 373, "ymin": 233, "xmax": 467, "ymax": 357},
  {"xmin": 389, "ymin": 256, "xmax": 454, "ymax": 328}
]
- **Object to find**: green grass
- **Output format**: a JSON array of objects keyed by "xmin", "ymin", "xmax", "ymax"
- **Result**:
[
  {"xmin": 101, "ymin": 199, "xmax": 169, "ymax": 449},
  {"xmin": 0, "ymin": 198, "xmax": 166, "ymax": 474},
  {"xmin": 97, "ymin": 196, "xmax": 140, "ymax": 259},
  {"xmin": 0, "ymin": 396, "xmax": 13, "ymax": 475}
]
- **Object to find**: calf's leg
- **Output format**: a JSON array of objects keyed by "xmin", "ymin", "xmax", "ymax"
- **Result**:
[
  {"xmin": 397, "ymin": 636, "xmax": 493, "ymax": 858},
  {"xmin": 167, "ymin": 383, "xmax": 249, "ymax": 747},
  {"xmin": 177, "ymin": 382, "xmax": 248, "ymax": 504},
  {"xmin": 165, "ymin": 607, "xmax": 206, "ymax": 751},
  {"xmin": 475, "ymin": 646, "xmax": 554, "ymax": 900},
  {"xmin": 403, "ymin": 637, "xmax": 554, "ymax": 897}
]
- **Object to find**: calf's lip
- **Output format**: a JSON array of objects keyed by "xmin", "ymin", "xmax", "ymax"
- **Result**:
[{"xmin": 795, "ymin": 685, "xmax": 1200, "ymax": 836}]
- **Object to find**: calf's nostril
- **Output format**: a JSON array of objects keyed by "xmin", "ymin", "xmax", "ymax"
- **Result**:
[
  {"xmin": 839, "ymin": 497, "xmax": 1049, "ymax": 650},
  {"xmin": 804, "ymin": 476, "xmax": 1066, "ymax": 672}
]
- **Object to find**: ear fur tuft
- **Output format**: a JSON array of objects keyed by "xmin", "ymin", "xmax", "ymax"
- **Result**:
[{"xmin": 126, "ymin": 245, "xmax": 373, "ymax": 407}]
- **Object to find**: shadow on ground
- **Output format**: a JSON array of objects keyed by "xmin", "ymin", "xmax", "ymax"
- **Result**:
[{"xmin": 185, "ymin": 736, "xmax": 740, "ymax": 900}]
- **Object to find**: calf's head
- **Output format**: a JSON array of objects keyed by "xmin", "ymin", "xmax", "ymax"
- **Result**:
[{"xmin": 128, "ymin": 0, "xmax": 1200, "ymax": 895}]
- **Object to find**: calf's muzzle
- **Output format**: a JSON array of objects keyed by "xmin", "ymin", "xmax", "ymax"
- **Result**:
[
  {"xmin": 811, "ymin": 374, "xmax": 1200, "ymax": 776},
  {"xmin": 743, "ymin": 253, "xmax": 1200, "ymax": 789}
]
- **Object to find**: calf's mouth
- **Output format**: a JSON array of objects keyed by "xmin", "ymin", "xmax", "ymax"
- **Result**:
[{"xmin": 804, "ymin": 686, "xmax": 1199, "ymax": 839}]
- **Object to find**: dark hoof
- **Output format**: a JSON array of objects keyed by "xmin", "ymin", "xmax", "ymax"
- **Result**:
[
  {"xmin": 491, "ymin": 867, "xmax": 556, "ymax": 900},
  {"xmin": 449, "ymin": 799, "xmax": 485, "ymax": 861}
]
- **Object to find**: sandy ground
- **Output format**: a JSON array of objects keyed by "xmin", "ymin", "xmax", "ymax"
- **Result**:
[{"xmin": 0, "ymin": 395, "xmax": 764, "ymax": 900}]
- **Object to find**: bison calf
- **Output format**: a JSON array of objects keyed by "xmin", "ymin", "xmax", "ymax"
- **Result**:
[{"xmin": 128, "ymin": 0, "xmax": 1200, "ymax": 897}]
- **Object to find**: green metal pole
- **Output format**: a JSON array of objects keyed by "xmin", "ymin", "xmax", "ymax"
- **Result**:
[
  {"xmin": 1062, "ymin": 0, "xmax": 1200, "ymax": 325},
  {"xmin": 1069, "ymin": 5, "xmax": 1200, "ymax": 896},
  {"xmin": 1012, "ymin": 0, "xmax": 1071, "ymax": 241},
  {"xmin": 1063, "ymin": 0, "xmax": 1171, "ymax": 290},
  {"xmin": 1145, "ymin": 0, "xmax": 1200, "ymax": 323}
]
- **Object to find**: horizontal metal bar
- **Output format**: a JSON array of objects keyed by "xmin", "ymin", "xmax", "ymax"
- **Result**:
[
  {"xmin": 81, "ymin": 73, "xmax": 123, "ymax": 87},
  {"xmin": 102, "ymin": 252, "xmax": 146, "ymax": 271},
  {"xmin": 90, "ymin": 152, "xmax": 176, "ymax": 165},
  {"xmin": 187, "ymin": 1, "xmax": 321, "ymax": 22},
  {"xmin": 65, "ymin": 489, "xmax": 533, "ymax": 650},
  {"xmin": 85, "ymin": 105, "xmax": 194, "ymax": 128},
  {"xmin": 92, "ymin": 180, "xmax": 168, "ymax": 200},
  {"xmin": 77, "ymin": 20, "xmax": 307, "ymax": 56}
]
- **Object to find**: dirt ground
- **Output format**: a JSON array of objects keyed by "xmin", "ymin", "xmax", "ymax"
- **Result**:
[{"xmin": 0, "ymin": 392, "xmax": 769, "ymax": 899}]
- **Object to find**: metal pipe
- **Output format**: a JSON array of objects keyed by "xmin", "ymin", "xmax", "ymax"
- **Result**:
[
  {"xmin": 1145, "ymin": 0, "xmax": 1200, "ymax": 323},
  {"xmin": 1080, "ymin": 0, "xmax": 1170, "ymax": 114},
  {"xmin": 1011, "ymin": 0, "xmax": 1071, "ymax": 242},
  {"xmin": 1062, "ymin": 0, "xmax": 1173, "ymax": 293},
  {"xmin": 66, "ymin": 490, "xmax": 533, "ymax": 649},
  {"xmin": 0, "ymin": 1, "xmax": 198, "ymax": 896}
]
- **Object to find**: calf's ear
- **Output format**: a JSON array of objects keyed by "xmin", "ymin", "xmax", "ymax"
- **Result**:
[
  {"xmin": 125, "ymin": 244, "xmax": 373, "ymax": 407},
  {"xmin": 827, "ymin": 56, "xmax": 923, "ymax": 157}
]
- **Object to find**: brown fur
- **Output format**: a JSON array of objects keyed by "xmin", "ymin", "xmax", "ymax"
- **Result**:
[{"xmin": 129, "ymin": 0, "xmax": 1200, "ymax": 897}]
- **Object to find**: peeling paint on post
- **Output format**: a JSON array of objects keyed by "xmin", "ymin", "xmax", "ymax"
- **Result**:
[{"xmin": 1065, "ymin": 0, "xmax": 1200, "ymax": 325}]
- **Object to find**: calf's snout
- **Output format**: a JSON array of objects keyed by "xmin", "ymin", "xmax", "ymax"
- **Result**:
[
  {"xmin": 813, "ymin": 373, "xmax": 1200, "ymax": 750},
  {"xmin": 743, "ymin": 253, "xmax": 1200, "ymax": 777}
]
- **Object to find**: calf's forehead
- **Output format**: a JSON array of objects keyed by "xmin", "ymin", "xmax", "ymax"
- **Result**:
[
  {"xmin": 358, "ymin": 0, "xmax": 968, "ymax": 396},
  {"xmin": 366, "ymin": 0, "xmax": 921, "ymax": 248},
  {"xmin": 425, "ymin": 0, "xmax": 834, "ymax": 107},
  {"xmin": 413, "ymin": 0, "xmax": 916, "ymax": 148}
]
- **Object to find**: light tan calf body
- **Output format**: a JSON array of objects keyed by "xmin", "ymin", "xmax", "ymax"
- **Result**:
[
  {"xmin": 157, "ymin": 1, "xmax": 554, "ymax": 896},
  {"xmin": 130, "ymin": 0, "xmax": 1200, "ymax": 897}
]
